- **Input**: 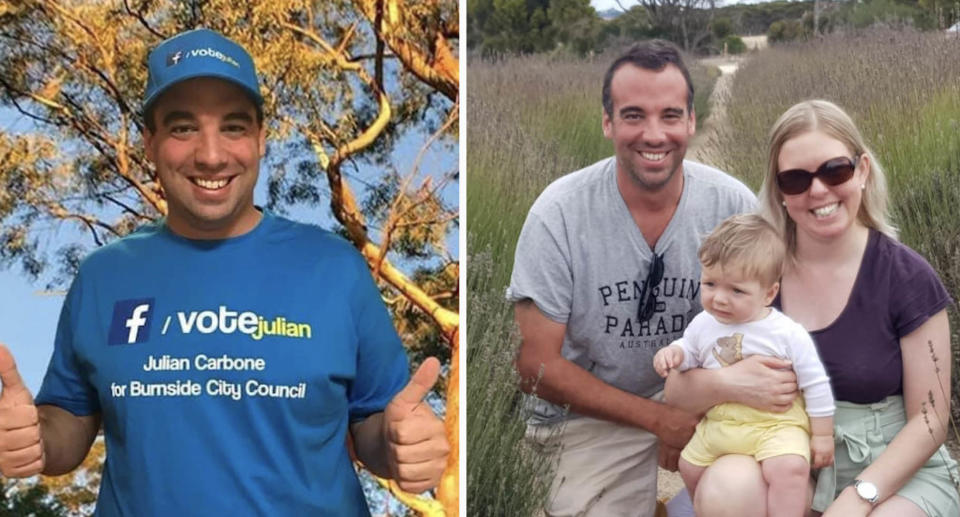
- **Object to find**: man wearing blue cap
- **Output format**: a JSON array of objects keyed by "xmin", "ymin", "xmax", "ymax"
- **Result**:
[{"xmin": 0, "ymin": 28, "xmax": 450, "ymax": 515}]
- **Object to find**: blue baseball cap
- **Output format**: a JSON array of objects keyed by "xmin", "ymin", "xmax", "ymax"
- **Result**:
[{"xmin": 144, "ymin": 28, "xmax": 263, "ymax": 115}]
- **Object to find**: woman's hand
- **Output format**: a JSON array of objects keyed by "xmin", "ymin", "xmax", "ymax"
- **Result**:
[{"xmin": 821, "ymin": 486, "xmax": 872, "ymax": 517}]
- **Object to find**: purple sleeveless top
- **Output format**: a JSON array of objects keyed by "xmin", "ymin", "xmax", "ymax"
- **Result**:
[{"xmin": 774, "ymin": 230, "xmax": 953, "ymax": 404}]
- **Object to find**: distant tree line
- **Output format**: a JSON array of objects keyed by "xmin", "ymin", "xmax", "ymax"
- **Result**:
[
  {"xmin": 468, "ymin": 0, "xmax": 959, "ymax": 55},
  {"xmin": 467, "ymin": 0, "xmax": 738, "ymax": 55},
  {"xmin": 764, "ymin": 0, "xmax": 955, "ymax": 43}
]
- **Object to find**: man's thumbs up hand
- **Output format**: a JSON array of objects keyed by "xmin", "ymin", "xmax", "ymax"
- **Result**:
[
  {"xmin": 382, "ymin": 357, "xmax": 450, "ymax": 494},
  {"xmin": 1, "ymin": 343, "xmax": 34, "ymax": 408},
  {"xmin": 387, "ymin": 357, "xmax": 442, "ymax": 416},
  {"xmin": 0, "ymin": 343, "xmax": 45, "ymax": 477}
]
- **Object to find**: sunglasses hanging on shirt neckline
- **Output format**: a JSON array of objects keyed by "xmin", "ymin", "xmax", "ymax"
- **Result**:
[{"xmin": 637, "ymin": 253, "xmax": 664, "ymax": 323}]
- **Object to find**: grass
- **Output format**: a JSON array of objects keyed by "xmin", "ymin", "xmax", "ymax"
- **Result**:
[
  {"xmin": 465, "ymin": 250, "xmax": 554, "ymax": 516},
  {"xmin": 466, "ymin": 49, "xmax": 718, "ymax": 516}
]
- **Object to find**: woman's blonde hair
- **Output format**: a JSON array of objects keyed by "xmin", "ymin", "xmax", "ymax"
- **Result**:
[{"xmin": 758, "ymin": 100, "xmax": 897, "ymax": 259}]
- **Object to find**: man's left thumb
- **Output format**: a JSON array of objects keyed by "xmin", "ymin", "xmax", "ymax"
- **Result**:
[{"xmin": 391, "ymin": 357, "xmax": 441, "ymax": 410}]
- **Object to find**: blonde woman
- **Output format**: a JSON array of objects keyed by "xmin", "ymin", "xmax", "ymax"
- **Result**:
[{"xmin": 665, "ymin": 100, "xmax": 958, "ymax": 516}]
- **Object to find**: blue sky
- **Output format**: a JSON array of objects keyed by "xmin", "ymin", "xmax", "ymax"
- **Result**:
[{"xmin": 0, "ymin": 111, "xmax": 458, "ymax": 396}]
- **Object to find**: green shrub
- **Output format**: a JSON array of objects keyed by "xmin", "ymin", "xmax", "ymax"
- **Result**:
[
  {"xmin": 768, "ymin": 20, "xmax": 786, "ymax": 42},
  {"xmin": 713, "ymin": 17, "xmax": 735, "ymax": 39},
  {"xmin": 723, "ymin": 35, "xmax": 747, "ymax": 54},
  {"xmin": 768, "ymin": 18, "xmax": 808, "ymax": 43}
]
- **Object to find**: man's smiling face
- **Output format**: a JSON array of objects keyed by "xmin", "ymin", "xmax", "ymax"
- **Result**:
[
  {"xmin": 602, "ymin": 63, "xmax": 696, "ymax": 192},
  {"xmin": 144, "ymin": 77, "xmax": 265, "ymax": 239}
]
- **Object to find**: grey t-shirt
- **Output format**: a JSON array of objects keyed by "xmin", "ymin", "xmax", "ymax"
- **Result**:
[{"xmin": 507, "ymin": 157, "xmax": 757, "ymax": 423}]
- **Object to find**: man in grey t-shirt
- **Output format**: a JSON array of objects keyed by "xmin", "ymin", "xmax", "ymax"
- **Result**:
[{"xmin": 508, "ymin": 41, "xmax": 758, "ymax": 516}]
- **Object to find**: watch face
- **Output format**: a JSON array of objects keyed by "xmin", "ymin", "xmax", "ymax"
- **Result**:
[{"xmin": 856, "ymin": 481, "xmax": 878, "ymax": 500}]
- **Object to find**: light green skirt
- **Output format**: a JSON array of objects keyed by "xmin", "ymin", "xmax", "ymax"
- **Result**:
[{"xmin": 812, "ymin": 396, "xmax": 960, "ymax": 516}]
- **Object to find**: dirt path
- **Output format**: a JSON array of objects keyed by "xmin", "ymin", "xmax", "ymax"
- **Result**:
[
  {"xmin": 686, "ymin": 35, "xmax": 766, "ymax": 165},
  {"xmin": 686, "ymin": 57, "xmax": 740, "ymax": 167}
]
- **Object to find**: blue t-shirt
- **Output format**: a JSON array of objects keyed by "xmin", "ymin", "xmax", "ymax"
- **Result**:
[{"xmin": 36, "ymin": 211, "xmax": 410, "ymax": 516}]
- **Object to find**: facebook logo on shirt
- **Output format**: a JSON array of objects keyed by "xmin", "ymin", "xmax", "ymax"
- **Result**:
[{"xmin": 108, "ymin": 298, "xmax": 155, "ymax": 345}]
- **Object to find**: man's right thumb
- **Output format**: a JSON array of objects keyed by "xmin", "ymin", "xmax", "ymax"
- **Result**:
[{"xmin": 0, "ymin": 344, "xmax": 31, "ymax": 405}]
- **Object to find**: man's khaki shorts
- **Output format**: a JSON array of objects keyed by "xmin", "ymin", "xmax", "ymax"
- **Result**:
[{"xmin": 525, "ymin": 399, "xmax": 662, "ymax": 516}]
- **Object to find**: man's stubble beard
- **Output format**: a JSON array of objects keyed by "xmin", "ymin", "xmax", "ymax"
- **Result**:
[{"xmin": 622, "ymin": 158, "xmax": 682, "ymax": 193}]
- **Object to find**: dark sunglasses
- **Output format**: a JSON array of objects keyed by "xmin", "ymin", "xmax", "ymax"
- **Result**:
[
  {"xmin": 637, "ymin": 253, "xmax": 664, "ymax": 322},
  {"xmin": 776, "ymin": 155, "xmax": 858, "ymax": 195}
]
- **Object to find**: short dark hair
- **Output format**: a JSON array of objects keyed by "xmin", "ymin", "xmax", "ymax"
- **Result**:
[{"xmin": 602, "ymin": 40, "xmax": 694, "ymax": 118}]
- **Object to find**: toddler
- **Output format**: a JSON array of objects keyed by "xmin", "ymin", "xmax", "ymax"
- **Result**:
[{"xmin": 653, "ymin": 214, "xmax": 835, "ymax": 517}]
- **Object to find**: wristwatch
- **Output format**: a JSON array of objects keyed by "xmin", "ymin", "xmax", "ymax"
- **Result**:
[{"xmin": 853, "ymin": 479, "xmax": 879, "ymax": 505}]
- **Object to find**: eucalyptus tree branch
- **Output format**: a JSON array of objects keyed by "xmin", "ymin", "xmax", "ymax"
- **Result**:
[
  {"xmin": 392, "ymin": 212, "xmax": 458, "ymax": 229},
  {"xmin": 351, "ymin": 0, "xmax": 458, "ymax": 101},
  {"xmin": 371, "ymin": 474, "xmax": 445, "ymax": 516},
  {"xmin": 122, "ymin": 0, "xmax": 166, "ymax": 39},
  {"xmin": 101, "ymin": 194, "xmax": 151, "ymax": 221},
  {"xmin": 45, "ymin": 202, "xmax": 122, "ymax": 240},
  {"xmin": 373, "ymin": 103, "xmax": 458, "ymax": 274}
]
